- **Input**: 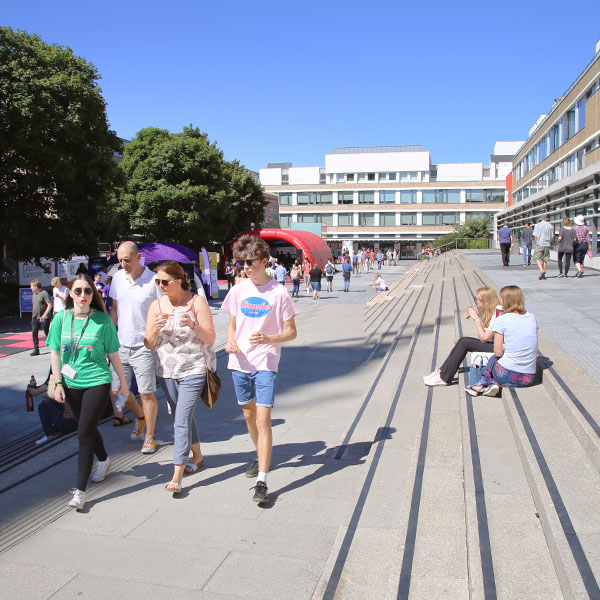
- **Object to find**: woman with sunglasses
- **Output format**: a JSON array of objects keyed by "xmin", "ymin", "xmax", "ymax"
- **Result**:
[
  {"xmin": 47, "ymin": 275, "xmax": 128, "ymax": 510},
  {"xmin": 144, "ymin": 261, "xmax": 216, "ymax": 494},
  {"xmin": 423, "ymin": 287, "xmax": 500, "ymax": 386}
]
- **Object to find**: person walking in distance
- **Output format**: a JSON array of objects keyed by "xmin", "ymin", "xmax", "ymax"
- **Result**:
[
  {"xmin": 498, "ymin": 220, "xmax": 513, "ymax": 267},
  {"xmin": 223, "ymin": 236, "xmax": 299, "ymax": 504},
  {"xmin": 342, "ymin": 256, "xmax": 352, "ymax": 292},
  {"xmin": 47, "ymin": 275, "xmax": 129, "ymax": 510},
  {"xmin": 30, "ymin": 280, "xmax": 52, "ymax": 356},
  {"xmin": 144, "ymin": 261, "xmax": 216, "ymax": 494},
  {"xmin": 521, "ymin": 222, "xmax": 533, "ymax": 266},
  {"xmin": 302, "ymin": 258, "xmax": 311, "ymax": 295},
  {"xmin": 309, "ymin": 263, "xmax": 323, "ymax": 300},
  {"xmin": 556, "ymin": 218, "xmax": 577, "ymax": 278},
  {"xmin": 51, "ymin": 277, "xmax": 69, "ymax": 316},
  {"xmin": 324, "ymin": 258, "xmax": 335, "ymax": 292},
  {"xmin": 289, "ymin": 260, "xmax": 302, "ymax": 298},
  {"xmin": 532, "ymin": 215, "xmax": 554, "ymax": 280},
  {"xmin": 109, "ymin": 241, "xmax": 160, "ymax": 452},
  {"xmin": 573, "ymin": 215, "xmax": 591, "ymax": 278}
]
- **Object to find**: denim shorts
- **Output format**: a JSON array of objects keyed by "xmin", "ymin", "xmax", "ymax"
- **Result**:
[
  {"xmin": 311, "ymin": 281, "xmax": 321, "ymax": 291},
  {"xmin": 231, "ymin": 370, "xmax": 277, "ymax": 408}
]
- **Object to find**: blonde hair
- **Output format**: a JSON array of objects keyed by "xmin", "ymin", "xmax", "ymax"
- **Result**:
[
  {"xmin": 476, "ymin": 287, "xmax": 499, "ymax": 328},
  {"xmin": 51, "ymin": 277, "xmax": 62, "ymax": 287},
  {"xmin": 500, "ymin": 285, "xmax": 526, "ymax": 315}
]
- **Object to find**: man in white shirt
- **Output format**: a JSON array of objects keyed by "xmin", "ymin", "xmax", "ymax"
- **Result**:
[
  {"xmin": 110, "ymin": 242, "xmax": 160, "ymax": 453},
  {"xmin": 532, "ymin": 215, "xmax": 555, "ymax": 280}
]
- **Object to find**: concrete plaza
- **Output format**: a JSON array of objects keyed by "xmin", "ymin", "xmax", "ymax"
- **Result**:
[{"xmin": 0, "ymin": 253, "xmax": 599, "ymax": 599}]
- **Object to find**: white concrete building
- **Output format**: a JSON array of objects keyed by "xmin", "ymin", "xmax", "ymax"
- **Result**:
[{"xmin": 260, "ymin": 142, "xmax": 521, "ymax": 257}]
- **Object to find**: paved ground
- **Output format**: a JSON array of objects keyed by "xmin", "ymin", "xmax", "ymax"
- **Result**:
[{"xmin": 1, "ymin": 255, "xmax": 599, "ymax": 600}]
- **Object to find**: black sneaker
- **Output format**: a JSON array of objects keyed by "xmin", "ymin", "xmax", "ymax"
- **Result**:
[
  {"xmin": 245, "ymin": 459, "xmax": 259, "ymax": 478},
  {"xmin": 252, "ymin": 481, "xmax": 269, "ymax": 504},
  {"xmin": 30, "ymin": 349, "xmax": 40, "ymax": 356}
]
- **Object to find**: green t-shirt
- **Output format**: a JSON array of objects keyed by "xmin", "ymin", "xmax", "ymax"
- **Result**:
[{"xmin": 46, "ymin": 309, "xmax": 120, "ymax": 389}]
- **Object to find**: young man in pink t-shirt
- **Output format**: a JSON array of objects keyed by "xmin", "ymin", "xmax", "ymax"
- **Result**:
[{"xmin": 222, "ymin": 236, "xmax": 299, "ymax": 504}]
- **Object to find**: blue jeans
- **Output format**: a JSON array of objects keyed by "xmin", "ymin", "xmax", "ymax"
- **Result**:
[
  {"xmin": 231, "ymin": 370, "xmax": 277, "ymax": 408},
  {"xmin": 160, "ymin": 373, "xmax": 206, "ymax": 465},
  {"xmin": 522, "ymin": 243, "xmax": 532, "ymax": 264},
  {"xmin": 292, "ymin": 279, "xmax": 300, "ymax": 294},
  {"xmin": 343, "ymin": 277, "xmax": 350, "ymax": 291}
]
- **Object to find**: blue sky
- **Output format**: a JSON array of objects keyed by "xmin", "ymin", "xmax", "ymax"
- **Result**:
[{"xmin": 4, "ymin": 1, "xmax": 600, "ymax": 171}]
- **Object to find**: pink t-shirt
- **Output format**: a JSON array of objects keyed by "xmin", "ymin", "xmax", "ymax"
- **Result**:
[{"xmin": 222, "ymin": 278, "xmax": 299, "ymax": 373}]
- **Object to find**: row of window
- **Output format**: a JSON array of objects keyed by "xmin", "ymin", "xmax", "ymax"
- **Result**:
[
  {"xmin": 279, "ymin": 189, "xmax": 504, "ymax": 206},
  {"xmin": 279, "ymin": 212, "xmax": 495, "ymax": 227},
  {"xmin": 514, "ymin": 146, "xmax": 588, "ymax": 202},
  {"xmin": 327, "ymin": 171, "xmax": 425, "ymax": 184},
  {"xmin": 514, "ymin": 76, "xmax": 598, "ymax": 182}
]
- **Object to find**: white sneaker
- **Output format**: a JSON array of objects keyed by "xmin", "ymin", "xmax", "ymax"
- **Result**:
[
  {"xmin": 68, "ymin": 489, "xmax": 86, "ymax": 510},
  {"xmin": 424, "ymin": 373, "xmax": 447, "ymax": 386},
  {"xmin": 422, "ymin": 369, "xmax": 440, "ymax": 381},
  {"xmin": 90, "ymin": 457, "xmax": 111, "ymax": 482},
  {"xmin": 35, "ymin": 435, "xmax": 49, "ymax": 445},
  {"xmin": 483, "ymin": 384, "xmax": 501, "ymax": 397}
]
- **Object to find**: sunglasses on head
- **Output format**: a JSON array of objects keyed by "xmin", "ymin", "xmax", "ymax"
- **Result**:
[
  {"xmin": 72, "ymin": 287, "xmax": 93, "ymax": 296},
  {"xmin": 155, "ymin": 278, "xmax": 178, "ymax": 286}
]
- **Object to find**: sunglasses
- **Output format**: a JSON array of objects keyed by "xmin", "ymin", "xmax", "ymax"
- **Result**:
[
  {"xmin": 155, "ymin": 278, "xmax": 178, "ymax": 286},
  {"xmin": 242, "ymin": 259, "xmax": 259, "ymax": 266},
  {"xmin": 72, "ymin": 287, "xmax": 93, "ymax": 296}
]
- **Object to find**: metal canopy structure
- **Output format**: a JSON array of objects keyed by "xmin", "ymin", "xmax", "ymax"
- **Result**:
[{"xmin": 230, "ymin": 228, "xmax": 333, "ymax": 270}]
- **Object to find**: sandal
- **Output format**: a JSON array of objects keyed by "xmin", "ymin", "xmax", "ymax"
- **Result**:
[
  {"xmin": 165, "ymin": 481, "xmax": 182, "ymax": 493},
  {"xmin": 113, "ymin": 416, "xmax": 133, "ymax": 427},
  {"xmin": 184, "ymin": 459, "xmax": 204, "ymax": 474}
]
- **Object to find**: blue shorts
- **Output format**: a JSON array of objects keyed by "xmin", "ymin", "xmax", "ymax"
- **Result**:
[
  {"xmin": 311, "ymin": 281, "xmax": 321, "ymax": 291},
  {"xmin": 231, "ymin": 370, "xmax": 277, "ymax": 408}
]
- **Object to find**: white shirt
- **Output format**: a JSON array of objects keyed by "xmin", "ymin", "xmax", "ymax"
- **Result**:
[
  {"xmin": 109, "ymin": 267, "xmax": 160, "ymax": 346},
  {"xmin": 493, "ymin": 312, "xmax": 538, "ymax": 374},
  {"xmin": 52, "ymin": 286, "xmax": 68, "ymax": 313}
]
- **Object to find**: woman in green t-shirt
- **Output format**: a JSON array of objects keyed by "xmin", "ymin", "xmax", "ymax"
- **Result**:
[{"xmin": 47, "ymin": 274, "xmax": 128, "ymax": 511}]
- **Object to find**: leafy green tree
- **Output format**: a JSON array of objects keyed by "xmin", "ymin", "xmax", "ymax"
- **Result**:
[
  {"xmin": 0, "ymin": 27, "xmax": 122, "ymax": 259},
  {"xmin": 434, "ymin": 217, "xmax": 490, "ymax": 252},
  {"xmin": 116, "ymin": 126, "xmax": 266, "ymax": 249}
]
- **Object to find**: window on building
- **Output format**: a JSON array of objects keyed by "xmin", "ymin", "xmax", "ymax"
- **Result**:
[
  {"xmin": 578, "ymin": 99, "xmax": 586, "ymax": 130},
  {"xmin": 358, "ymin": 212, "xmax": 375, "ymax": 226},
  {"xmin": 442, "ymin": 212, "xmax": 458, "ymax": 225},
  {"xmin": 380, "ymin": 213, "xmax": 396, "ymax": 226},
  {"xmin": 378, "ymin": 173, "xmax": 387, "ymax": 182},
  {"xmin": 297, "ymin": 192, "xmax": 310, "ymax": 205},
  {"xmin": 577, "ymin": 149, "xmax": 584, "ymax": 171},
  {"xmin": 551, "ymin": 124, "xmax": 560, "ymax": 152},
  {"xmin": 279, "ymin": 193, "xmax": 292, "ymax": 205},
  {"xmin": 359, "ymin": 191, "xmax": 375, "ymax": 204},
  {"xmin": 346, "ymin": 174, "xmax": 354, "ymax": 182},
  {"xmin": 297, "ymin": 213, "xmax": 317, "ymax": 223},
  {"xmin": 336, "ymin": 174, "xmax": 345, "ymax": 183},
  {"xmin": 338, "ymin": 213, "xmax": 353, "ymax": 227},
  {"xmin": 422, "ymin": 189, "xmax": 460, "ymax": 203},
  {"xmin": 400, "ymin": 190, "xmax": 416, "ymax": 204},
  {"xmin": 318, "ymin": 192, "xmax": 333, "ymax": 204},
  {"xmin": 566, "ymin": 109, "xmax": 576, "ymax": 140},
  {"xmin": 320, "ymin": 214, "xmax": 333, "ymax": 226},
  {"xmin": 367, "ymin": 173, "xmax": 376, "ymax": 181},
  {"xmin": 357, "ymin": 173, "xmax": 366, "ymax": 182},
  {"xmin": 485, "ymin": 189, "xmax": 504, "ymax": 203},
  {"xmin": 466, "ymin": 189, "xmax": 485, "ymax": 203},
  {"xmin": 379, "ymin": 191, "xmax": 396, "ymax": 204},
  {"xmin": 297, "ymin": 192, "xmax": 332, "ymax": 205},
  {"xmin": 400, "ymin": 212, "xmax": 417, "ymax": 225},
  {"xmin": 422, "ymin": 212, "xmax": 439, "ymax": 225},
  {"xmin": 338, "ymin": 191, "xmax": 354, "ymax": 204},
  {"xmin": 388, "ymin": 172, "xmax": 397, "ymax": 181},
  {"xmin": 280, "ymin": 214, "xmax": 291, "ymax": 227}
]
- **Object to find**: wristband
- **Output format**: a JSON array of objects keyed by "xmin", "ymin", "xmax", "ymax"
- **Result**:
[{"xmin": 56, "ymin": 381, "xmax": 64, "ymax": 386}]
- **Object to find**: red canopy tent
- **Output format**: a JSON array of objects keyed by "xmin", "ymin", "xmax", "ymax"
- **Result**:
[{"xmin": 228, "ymin": 229, "xmax": 332, "ymax": 270}]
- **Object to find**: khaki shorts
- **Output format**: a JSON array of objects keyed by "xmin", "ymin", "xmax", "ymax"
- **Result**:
[
  {"xmin": 533, "ymin": 245, "xmax": 550, "ymax": 262},
  {"xmin": 112, "ymin": 345, "xmax": 156, "ymax": 394}
]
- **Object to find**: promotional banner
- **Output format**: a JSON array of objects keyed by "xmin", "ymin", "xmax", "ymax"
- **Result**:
[
  {"xmin": 18, "ymin": 258, "xmax": 55, "ymax": 286},
  {"xmin": 207, "ymin": 252, "xmax": 219, "ymax": 299},
  {"xmin": 57, "ymin": 256, "xmax": 88, "ymax": 281},
  {"xmin": 19, "ymin": 288, "xmax": 33, "ymax": 317}
]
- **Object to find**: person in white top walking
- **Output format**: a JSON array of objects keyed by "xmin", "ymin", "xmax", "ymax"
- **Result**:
[
  {"xmin": 51, "ymin": 277, "xmax": 69, "ymax": 314},
  {"xmin": 109, "ymin": 242, "xmax": 160, "ymax": 452},
  {"xmin": 532, "ymin": 215, "xmax": 554, "ymax": 280}
]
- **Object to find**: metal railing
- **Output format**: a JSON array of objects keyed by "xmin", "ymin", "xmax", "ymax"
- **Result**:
[{"xmin": 417, "ymin": 238, "xmax": 491, "ymax": 260}]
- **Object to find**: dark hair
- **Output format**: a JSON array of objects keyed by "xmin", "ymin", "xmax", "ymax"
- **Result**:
[
  {"xmin": 233, "ymin": 235, "xmax": 270, "ymax": 261},
  {"xmin": 155, "ymin": 261, "xmax": 190, "ymax": 290},
  {"xmin": 65, "ymin": 274, "xmax": 106, "ymax": 313}
]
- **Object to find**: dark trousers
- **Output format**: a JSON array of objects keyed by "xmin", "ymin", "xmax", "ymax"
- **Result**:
[
  {"xmin": 38, "ymin": 398, "xmax": 77, "ymax": 436},
  {"xmin": 64, "ymin": 383, "xmax": 110, "ymax": 491},
  {"xmin": 439, "ymin": 337, "xmax": 494, "ymax": 383},
  {"xmin": 557, "ymin": 251, "xmax": 572, "ymax": 275},
  {"xmin": 500, "ymin": 243, "xmax": 511, "ymax": 266},
  {"xmin": 31, "ymin": 318, "xmax": 50, "ymax": 350}
]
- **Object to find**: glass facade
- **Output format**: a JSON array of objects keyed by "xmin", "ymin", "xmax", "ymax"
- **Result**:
[
  {"xmin": 422, "ymin": 189, "xmax": 460, "ymax": 203},
  {"xmin": 379, "ymin": 191, "xmax": 396, "ymax": 204},
  {"xmin": 380, "ymin": 213, "xmax": 396, "ymax": 226},
  {"xmin": 400, "ymin": 212, "xmax": 417, "ymax": 225},
  {"xmin": 338, "ymin": 191, "xmax": 354, "ymax": 204},
  {"xmin": 400, "ymin": 190, "xmax": 417, "ymax": 203},
  {"xmin": 358, "ymin": 212, "xmax": 375, "ymax": 226},
  {"xmin": 358, "ymin": 191, "xmax": 375, "ymax": 204}
]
